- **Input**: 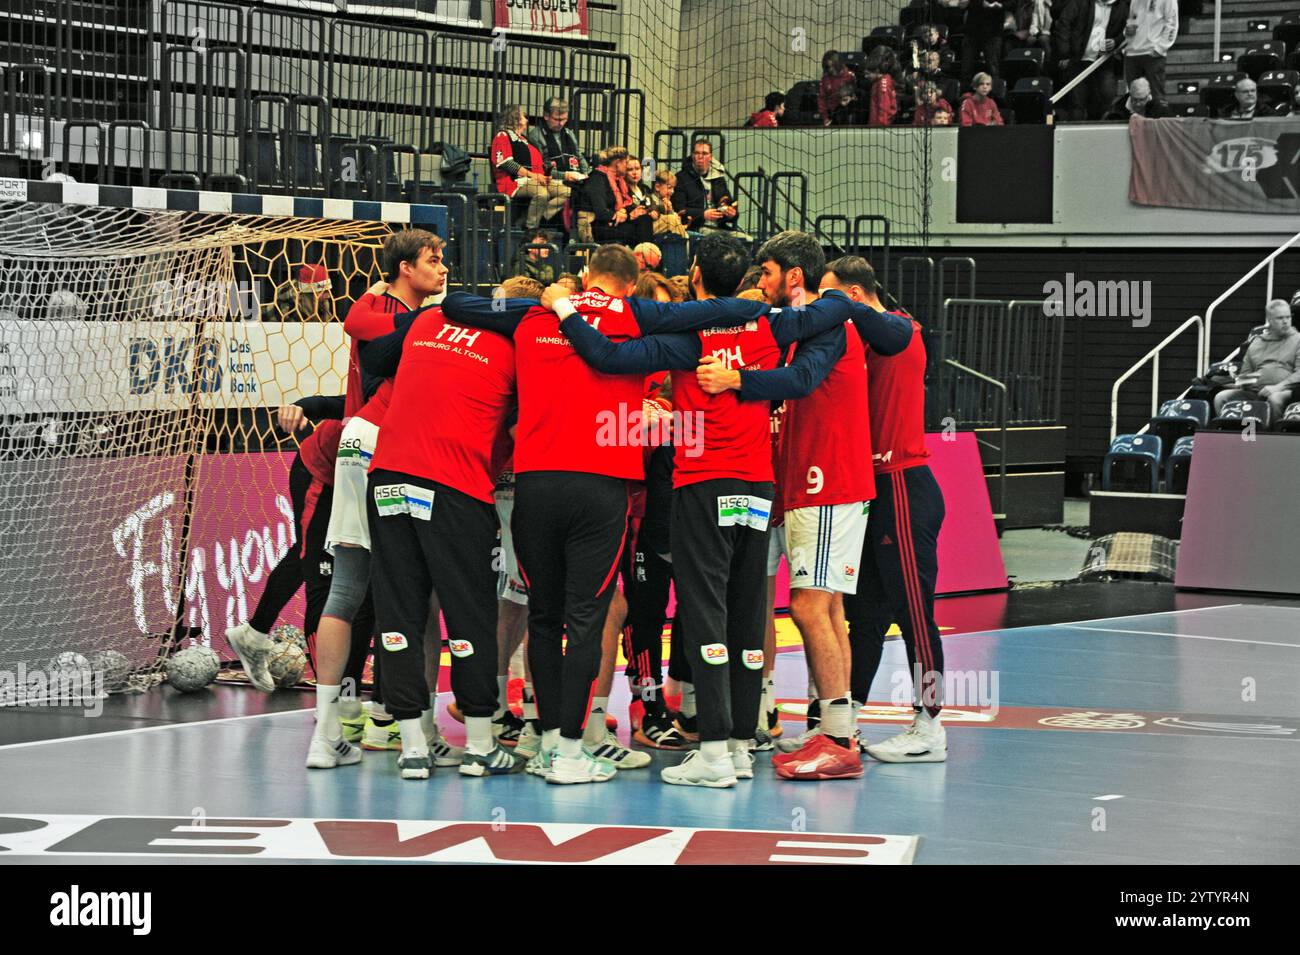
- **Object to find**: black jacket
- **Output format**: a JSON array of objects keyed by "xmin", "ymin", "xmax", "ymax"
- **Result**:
[
  {"xmin": 671, "ymin": 164, "xmax": 733, "ymax": 231},
  {"xmin": 1053, "ymin": 0, "xmax": 1129, "ymax": 65},
  {"xmin": 965, "ymin": 0, "xmax": 1007, "ymax": 39},
  {"xmin": 1103, "ymin": 94, "xmax": 1170, "ymax": 120},
  {"xmin": 585, "ymin": 168, "xmax": 625, "ymax": 227}
]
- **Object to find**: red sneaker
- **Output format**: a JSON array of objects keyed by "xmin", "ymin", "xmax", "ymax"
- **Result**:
[
  {"xmin": 774, "ymin": 734, "xmax": 863, "ymax": 780},
  {"xmin": 628, "ymin": 699, "xmax": 645, "ymax": 732},
  {"xmin": 605, "ymin": 713, "xmax": 619, "ymax": 730},
  {"xmin": 771, "ymin": 730, "xmax": 822, "ymax": 767},
  {"xmin": 507, "ymin": 677, "xmax": 525, "ymax": 716}
]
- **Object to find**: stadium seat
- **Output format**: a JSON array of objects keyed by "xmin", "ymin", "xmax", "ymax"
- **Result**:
[
  {"xmin": 1008, "ymin": 77, "xmax": 1054, "ymax": 124},
  {"xmin": 1258, "ymin": 69, "xmax": 1300, "ymax": 106},
  {"xmin": 1287, "ymin": 50, "xmax": 1300, "ymax": 72},
  {"xmin": 906, "ymin": 23, "xmax": 949, "ymax": 46},
  {"xmin": 1165, "ymin": 436, "xmax": 1195, "ymax": 494},
  {"xmin": 1001, "ymin": 48, "xmax": 1045, "ymax": 85},
  {"xmin": 989, "ymin": 76, "xmax": 1008, "ymax": 106},
  {"xmin": 863, "ymin": 25, "xmax": 907, "ymax": 54},
  {"xmin": 1276, "ymin": 16, "xmax": 1300, "ymax": 51},
  {"xmin": 940, "ymin": 77, "xmax": 962, "ymax": 106},
  {"xmin": 1102, "ymin": 433, "xmax": 1163, "ymax": 492},
  {"xmin": 1210, "ymin": 399, "xmax": 1271, "ymax": 431},
  {"xmin": 1277, "ymin": 402, "xmax": 1300, "ymax": 434},
  {"xmin": 1239, "ymin": 42, "xmax": 1286, "ymax": 80},
  {"xmin": 898, "ymin": 0, "xmax": 931, "ymax": 30},
  {"xmin": 1173, "ymin": 103, "xmax": 1212, "ymax": 117},
  {"xmin": 783, "ymin": 80, "xmax": 821, "ymax": 126},
  {"xmin": 1147, "ymin": 398, "xmax": 1210, "ymax": 456},
  {"xmin": 1200, "ymin": 72, "xmax": 1248, "ymax": 113}
]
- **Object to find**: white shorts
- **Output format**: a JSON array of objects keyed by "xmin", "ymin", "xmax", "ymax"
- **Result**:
[
  {"xmin": 784, "ymin": 501, "xmax": 870, "ymax": 594},
  {"xmin": 766, "ymin": 523, "xmax": 787, "ymax": 577},
  {"xmin": 325, "ymin": 416, "xmax": 380, "ymax": 554},
  {"xmin": 494, "ymin": 484, "xmax": 528, "ymax": 606}
]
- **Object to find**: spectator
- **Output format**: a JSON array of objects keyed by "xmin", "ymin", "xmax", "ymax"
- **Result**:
[
  {"xmin": 588, "ymin": 146, "xmax": 653, "ymax": 246},
  {"xmin": 1212, "ymin": 299, "xmax": 1300, "ymax": 422},
  {"xmin": 274, "ymin": 264, "xmax": 337, "ymax": 322},
  {"xmin": 491, "ymin": 104, "xmax": 567, "ymax": 229},
  {"xmin": 650, "ymin": 169, "xmax": 689, "ymax": 239},
  {"xmin": 672, "ymin": 139, "xmax": 738, "ymax": 234},
  {"xmin": 626, "ymin": 156, "xmax": 655, "ymax": 209},
  {"xmin": 1102, "ymin": 76, "xmax": 1169, "ymax": 118},
  {"xmin": 633, "ymin": 242, "xmax": 662, "ymax": 272},
  {"xmin": 960, "ymin": 72, "xmax": 1006, "ymax": 125},
  {"xmin": 829, "ymin": 82, "xmax": 865, "ymax": 126},
  {"xmin": 1122, "ymin": 0, "xmax": 1178, "ymax": 105},
  {"xmin": 913, "ymin": 82, "xmax": 955, "ymax": 125},
  {"xmin": 749, "ymin": 91, "xmax": 785, "ymax": 127},
  {"xmin": 1269, "ymin": 82, "xmax": 1300, "ymax": 117},
  {"xmin": 1223, "ymin": 78, "xmax": 1258, "ymax": 120},
  {"xmin": 1053, "ymin": 0, "xmax": 1130, "ymax": 121},
  {"xmin": 818, "ymin": 51, "xmax": 858, "ymax": 127},
  {"xmin": 863, "ymin": 47, "xmax": 901, "ymax": 127},
  {"xmin": 525, "ymin": 96, "xmax": 591, "ymax": 186},
  {"xmin": 1016, "ymin": 0, "xmax": 1054, "ymax": 53},
  {"xmin": 962, "ymin": 0, "xmax": 1007, "ymax": 84},
  {"xmin": 737, "ymin": 264, "xmax": 763, "ymax": 295},
  {"xmin": 914, "ymin": 23, "xmax": 945, "ymax": 51},
  {"xmin": 508, "ymin": 228, "xmax": 557, "ymax": 285},
  {"xmin": 667, "ymin": 274, "xmax": 692, "ymax": 301},
  {"xmin": 635, "ymin": 271, "xmax": 677, "ymax": 302}
]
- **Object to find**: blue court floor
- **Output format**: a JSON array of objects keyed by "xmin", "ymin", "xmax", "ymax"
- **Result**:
[{"xmin": 1, "ymin": 603, "xmax": 1297, "ymax": 864}]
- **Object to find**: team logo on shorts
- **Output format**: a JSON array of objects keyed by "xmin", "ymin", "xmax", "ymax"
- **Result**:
[
  {"xmin": 701, "ymin": 643, "xmax": 729, "ymax": 664},
  {"xmin": 449, "ymin": 639, "xmax": 474, "ymax": 658},
  {"xmin": 742, "ymin": 649, "xmax": 764, "ymax": 670},
  {"xmin": 381, "ymin": 631, "xmax": 408, "ymax": 651},
  {"xmin": 844, "ymin": 565, "xmax": 857, "ymax": 578}
]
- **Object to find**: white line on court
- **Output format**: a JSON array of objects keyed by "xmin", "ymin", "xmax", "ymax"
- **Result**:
[
  {"xmin": 1055, "ymin": 625, "xmax": 1300, "ymax": 649},
  {"xmin": 931, "ymin": 603, "xmax": 1249, "ymax": 641},
  {"xmin": 0, "ymin": 706, "xmax": 312, "ymax": 752}
]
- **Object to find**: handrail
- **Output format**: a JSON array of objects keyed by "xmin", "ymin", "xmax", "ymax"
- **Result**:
[
  {"xmin": 944, "ymin": 358, "xmax": 1007, "ymax": 521},
  {"xmin": 1203, "ymin": 229, "xmax": 1300, "ymax": 372},
  {"xmin": 1109, "ymin": 314, "xmax": 1204, "ymax": 442}
]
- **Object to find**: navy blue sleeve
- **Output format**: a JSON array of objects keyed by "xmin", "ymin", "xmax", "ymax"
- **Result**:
[
  {"xmin": 358, "ymin": 310, "xmax": 419, "ymax": 379},
  {"xmin": 851, "ymin": 308, "xmax": 914, "ymax": 357},
  {"xmin": 763, "ymin": 289, "xmax": 856, "ymax": 349},
  {"xmin": 737, "ymin": 326, "xmax": 847, "ymax": 402},
  {"xmin": 441, "ymin": 291, "xmax": 536, "ymax": 336},
  {"xmin": 625, "ymin": 295, "xmax": 770, "ymax": 334},
  {"xmin": 561, "ymin": 314, "xmax": 701, "ymax": 374},
  {"xmin": 294, "ymin": 394, "xmax": 345, "ymax": 420}
]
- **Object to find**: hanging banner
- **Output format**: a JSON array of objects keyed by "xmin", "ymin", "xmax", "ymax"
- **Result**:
[
  {"xmin": 261, "ymin": 1, "xmax": 483, "ymax": 29},
  {"xmin": 1128, "ymin": 115, "xmax": 1300, "ymax": 214},
  {"xmin": 494, "ymin": 0, "xmax": 589, "ymax": 38}
]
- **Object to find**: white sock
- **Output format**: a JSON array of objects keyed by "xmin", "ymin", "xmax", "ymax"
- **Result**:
[
  {"xmin": 557, "ymin": 735, "xmax": 582, "ymax": 759},
  {"xmin": 420, "ymin": 709, "xmax": 436, "ymax": 743},
  {"xmin": 509, "ymin": 641, "xmax": 527, "ymax": 680},
  {"xmin": 339, "ymin": 697, "xmax": 363, "ymax": 721},
  {"xmin": 680, "ymin": 682, "xmax": 697, "ymax": 718},
  {"xmin": 727, "ymin": 738, "xmax": 749, "ymax": 753},
  {"xmin": 701, "ymin": 740, "xmax": 728, "ymax": 761},
  {"xmin": 370, "ymin": 700, "xmax": 392, "ymax": 722},
  {"xmin": 428, "ymin": 690, "xmax": 438, "ymax": 715},
  {"xmin": 493, "ymin": 675, "xmax": 508, "ymax": 719},
  {"xmin": 541, "ymin": 728, "xmax": 560, "ymax": 752},
  {"xmin": 583, "ymin": 696, "xmax": 609, "ymax": 745},
  {"xmin": 315, "ymin": 684, "xmax": 341, "ymax": 739},
  {"xmin": 522, "ymin": 682, "xmax": 538, "ymax": 722},
  {"xmin": 821, "ymin": 698, "xmax": 854, "ymax": 741},
  {"xmin": 398, "ymin": 718, "xmax": 428, "ymax": 756},
  {"xmin": 466, "ymin": 716, "xmax": 494, "ymax": 755}
]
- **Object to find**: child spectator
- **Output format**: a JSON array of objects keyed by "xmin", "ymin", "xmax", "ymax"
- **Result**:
[
  {"xmin": 960, "ymin": 72, "xmax": 1005, "ymax": 125},
  {"xmin": 913, "ymin": 82, "xmax": 955, "ymax": 125},
  {"xmin": 863, "ymin": 47, "xmax": 901, "ymax": 127},
  {"xmin": 818, "ymin": 51, "xmax": 858, "ymax": 127},
  {"xmin": 749, "ymin": 91, "xmax": 785, "ymax": 127},
  {"xmin": 650, "ymin": 169, "xmax": 689, "ymax": 239}
]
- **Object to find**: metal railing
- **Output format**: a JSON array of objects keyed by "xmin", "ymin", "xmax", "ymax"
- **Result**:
[
  {"xmin": 1202, "ymin": 228, "xmax": 1300, "ymax": 372},
  {"xmin": 945, "ymin": 358, "xmax": 1007, "ymax": 521},
  {"xmin": 1109, "ymin": 314, "xmax": 1205, "ymax": 441}
]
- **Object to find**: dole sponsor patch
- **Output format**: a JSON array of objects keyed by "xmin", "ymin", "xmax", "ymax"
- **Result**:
[
  {"xmin": 742, "ymin": 649, "xmax": 764, "ymax": 670},
  {"xmin": 448, "ymin": 639, "xmax": 474, "ymax": 658},
  {"xmin": 701, "ymin": 643, "xmax": 729, "ymax": 665},
  {"xmin": 382, "ymin": 631, "xmax": 409, "ymax": 651}
]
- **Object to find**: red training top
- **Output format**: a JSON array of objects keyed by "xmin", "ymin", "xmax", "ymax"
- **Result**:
[
  {"xmin": 491, "ymin": 129, "xmax": 543, "ymax": 198},
  {"xmin": 959, "ymin": 93, "xmax": 1004, "ymax": 127},
  {"xmin": 870, "ymin": 75, "xmax": 898, "ymax": 127},
  {"xmin": 864, "ymin": 315, "xmax": 930, "ymax": 475},
  {"xmin": 342, "ymin": 292, "xmax": 405, "ymax": 422},
  {"xmin": 299, "ymin": 419, "xmax": 343, "ymax": 486},
  {"xmin": 369, "ymin": 308, "xmax": 516, "ymax": 503}
]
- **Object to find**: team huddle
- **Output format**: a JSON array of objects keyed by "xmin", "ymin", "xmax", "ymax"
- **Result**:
[{"xmin": 226, "ymin": 227, "xmax": 949, "ymax": 788}]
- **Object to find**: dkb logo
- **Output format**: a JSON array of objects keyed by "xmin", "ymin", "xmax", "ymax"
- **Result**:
[{"xmin": 129, "ymin": 337, "xmax": 222, "ymax": 395}]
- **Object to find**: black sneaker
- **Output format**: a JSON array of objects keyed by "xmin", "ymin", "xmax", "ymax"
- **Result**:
[
  {"xmin": 635, "ymin": 713, "xmax": 692, "ymax": 750},
  {"xmin": 492, "ymin": 709, "xmax": 526, "ymax": 747},
  {"xmin": 670, "ymin": 712, "xmax": 700, "ymax": 743}
]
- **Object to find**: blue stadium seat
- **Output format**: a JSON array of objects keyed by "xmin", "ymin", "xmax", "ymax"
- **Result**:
[
  {"xmin": 1165, "ymin": 436, "xmax": 1195, "ymax": 494},
  {"xmin": 1102, "ymin": 433, "xmax": 1163, "ymax": 492},
  {"xmin": 1210, "ymin": 399, "xmax": 1271, "ymax": 431},
  {"xmin": 1277, "ymin": 402, "xmax": 1300, "ymax": 434},
  {"xmin": 1239, "ymin": 42, "xmax": 1286, "ymax": 80},
  {"xmin": 1258, "ymin": 69, "xmax": 1300, "ymax": 106},
  {"xmin": 1147, "ymin": 398, "xmax": 1210, "ymax": 457}
]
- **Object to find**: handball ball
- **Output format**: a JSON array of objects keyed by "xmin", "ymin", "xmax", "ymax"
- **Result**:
[
  {"xmin": 48, "ymin": 651, "xmax": 92, "ymax": 676},
  {"xmin": 88, "ymin": 649, "xmax": 132, "ymax": 692},
  {"xmin": 167, "ymin": 646, "xmax": 220, "ymax": 693},
  {"xmin": 270, "ymin": 624, "xmax": 307, "ymax": 651},
  {"xmin": 268, "ymin": 641, "xmax": 307, "ymax": 688}
]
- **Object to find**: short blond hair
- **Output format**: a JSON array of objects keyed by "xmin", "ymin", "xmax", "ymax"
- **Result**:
[{"xmin": 498, "ymin": 275, "xmax": 544, "ymax": 299}]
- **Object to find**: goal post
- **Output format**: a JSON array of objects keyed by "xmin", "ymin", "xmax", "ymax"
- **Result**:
[{"xmin": 0, "ymin": 178, "xmax": 448, "ymax": 696}]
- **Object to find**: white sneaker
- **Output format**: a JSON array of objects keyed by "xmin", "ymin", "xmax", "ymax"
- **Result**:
[
  {"xmin": 775, "ymin": 726, "xmax": 821, "ymax": 754},
  {"xmin": 586, "ymin": 730, "xmax": 652, "ymax": 769},
  {"xmin": 306, "ymin": 735, "xmax": 361, "ymax": 769},
  {"xmin": 516, "ymin": 723, "xmax": 543, "ymax": 760},
  {"xmin": 397, "ymin": 751, "xmax": 432, "ymax": 779},
  {"xmin": 226, "ymin": 622, "xmax": 275, "ymax": 692},
  {"xmin": 661, "ymin": 750, "xmax": 737, "ymax": 788},
  {"xmin": 730, "ymin": 747, "xmax": 755, "ymax": 780},
  {"xmin": 866, "ymin": 711, "xmax": 947, "ymax": 763},
  {"xmin": 547, "ymin": 750, "xmax": 618, "ymax": 785},
  {"xmin": 525, "ymin": 748, "xmax": 554, "ymax": 779},
  {"xmin": 429, "ymin": 735, "xmax": 465, "ymax": 767}
]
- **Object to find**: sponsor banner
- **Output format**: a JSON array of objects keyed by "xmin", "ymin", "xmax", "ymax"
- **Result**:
[
  {"xmin": 777, "ymin": 700, "xmax": 1300, "ymax": 740},
  {"xmin": 0, "ymin": 814, "xmax": 918, "ymax": 865},
  {"xmin": 1129, "ymin": 116, "xmax": 1300, "ymax": 214},
  {"xmin": 0, "ymin": 321, "xmax": 349, "ymax": 413},
  {"xmin": 260, "ymin": 1, "xmax": 482, "ymax": 28},
  {"xmin": 494, "ymin": 0, "xmax": 589, "ymax": 38}
]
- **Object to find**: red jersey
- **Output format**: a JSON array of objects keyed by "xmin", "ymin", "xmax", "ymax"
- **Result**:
[
  {"xmin": 778, "ymin": 321, "xmax": 874, "ymax": 510},
  {"xmin": 369, "ymin": 308, "xmax": 516, "ymax": 504},
  {"xmin": 514, "ymin": 289, "xmax": 646, "ymax": 481},
  {"xmin": 769, "ymin": 402, "xmax": 787, "ymax": 527},
  {"xmin": 299, "ymin": 419, "xmax": 343, "ymax": 486},
  {"xmin": 865, "ymin": 316, "xmax": 930, "ymax": 474},
  {"xmin": 342, "ymin": 292, "xmax": 404, "ymax": 421},
  {"xmin": 670, "ymin": 318, "xmax": 782, "ymax": 488}
]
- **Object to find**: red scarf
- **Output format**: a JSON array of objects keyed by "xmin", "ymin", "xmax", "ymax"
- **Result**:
[{"xmin": 603, "ymin": 165, "xmax": 632, "ymax": 211}]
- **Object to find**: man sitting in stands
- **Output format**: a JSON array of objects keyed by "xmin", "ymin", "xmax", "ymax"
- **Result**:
[
  {"xmin": 672, "ymin": 139, "xmax": 738, "ymax": 235},
  {"xmin": 1223, "ymin": 78, "xmax": 1259, "ymax": 120},
  {"xmin": 1103, "ymin": 77, "xmax": 1168, "ymax": 120},
  {"xmin": 1213, "ymin": 299, "xmax": 1300, "ymax": 422},
  {"xmin": 526, "ymin": 97, "xmax": 590, "ymax": 187}
]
